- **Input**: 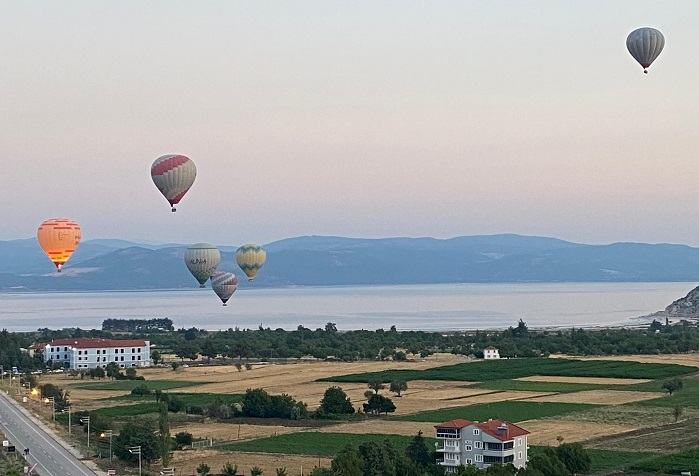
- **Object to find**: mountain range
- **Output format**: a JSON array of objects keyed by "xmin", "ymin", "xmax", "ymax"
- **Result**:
[{"xmin": 2, "ymin": 234, "xmax": 699, "ymax": 292}]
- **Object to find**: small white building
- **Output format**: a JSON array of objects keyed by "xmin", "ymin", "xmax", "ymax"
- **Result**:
[
  {"xmin": 435, "ymin": 419, "xmax": 529, "ymax": 472},
  {"xmin": 483, "ymin": 346, "xmax": 500, "ymax": 359},
  {"xmin": 34, "ymin": 338, "xmax": 151, "ymax": 370}
]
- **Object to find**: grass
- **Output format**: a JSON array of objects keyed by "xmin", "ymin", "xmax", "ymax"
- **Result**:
[
  {"xmin": 71, "ymin": 379, "xmax": 205, "ymax": 391},
  {"xmin": 219, "ymin": 432, "xmax": 435, "ymax": 457},
  {"xmin": 631, "ymin": 449, "xmax": 699, "ymax": 473},
  {"xmin": 529, "ymin": 446, "xmax": 658, "ymax": 473},
  {"xmin": 319, "ymin": 358, "xmax": 697, "ymax": 383},
  {"xmin": 391, "ymin": 401, "xmax": 595, "ymax": 423},
  {"xmin": 109, "ymin": 392, "xmax": 243, "ymax": 407},
  {"xmin": 92, "ymin": 402, "xmax": 162, "ymax": 418},
  {"xmin": 633, "ymin": 378, "xmax": 699, "ymax": 409},
  {"xmin": 468, "ymin": 380, "xmax": 604, "ymax": 393}
]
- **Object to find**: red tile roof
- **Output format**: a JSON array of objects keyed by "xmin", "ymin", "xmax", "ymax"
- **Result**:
[
  {"xmin": 43, "ymin": 338, "xmax": 148, "ymax": 349},
  {"xmin": 435, "ymin": 419, "xmax": 529, "ymax": 441},
  {"xmin": 484, "ymin": 346, "xmax": 499, "ymax": 350}
]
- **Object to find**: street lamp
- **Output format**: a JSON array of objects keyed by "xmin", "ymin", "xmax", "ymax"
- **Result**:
[
  {"xmin": 100, "ymin": 430, "xmax": 113, "ymax": 462},
  {"xmin": 44, "ymin": 397, "xmax": 55, "ymax": 421},
  {"xmin": 129, "ymin": 445, "xmax": 142, "ymax": 476}
]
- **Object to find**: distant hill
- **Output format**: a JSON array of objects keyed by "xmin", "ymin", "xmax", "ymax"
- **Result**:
[{"xmin": 1, "ymin": 234, "xmax": 699, "ymax": 291}]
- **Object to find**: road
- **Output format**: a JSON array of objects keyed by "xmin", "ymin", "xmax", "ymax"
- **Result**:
[{"xmin": 0, "ymin": 390, "xmax": 99, "ymax": 476}]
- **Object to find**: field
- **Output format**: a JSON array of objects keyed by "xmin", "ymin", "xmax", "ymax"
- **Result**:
[{"xmin": 36, "ymin": 353, "xmax": 699, "ymax": 475}]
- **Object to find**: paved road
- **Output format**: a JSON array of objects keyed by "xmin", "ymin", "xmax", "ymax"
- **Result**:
[{"xmin": 0, "ymin": 391, "xmax": 99, "ymax": 476}]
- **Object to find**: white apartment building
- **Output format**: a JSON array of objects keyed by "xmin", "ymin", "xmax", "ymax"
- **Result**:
[
  {"xmin": 435, "ymin": 419, "xmax": 529, "ymax": 472},
  {"xmin": 35, "ymin": 338, "xmax": 151, "ymax": 370},
  {"xmin": 484, "ymin": 346, "xmax": 500, "ymax": 359}
]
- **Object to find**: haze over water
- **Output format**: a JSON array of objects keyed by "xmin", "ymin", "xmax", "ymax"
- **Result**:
[{"xmin": 0, "ymin": 282, "xmax": 692, "ymax": 333}]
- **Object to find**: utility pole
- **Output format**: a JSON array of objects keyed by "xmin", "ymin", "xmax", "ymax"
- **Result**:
[
  {"xmin": 80, "ymin": 416, "xmax": 90, "ymax": 447},
  {"xmin": 129, "ymin": 446, "xmax": 142, "ymax": 476},
  {"xmin": 100, "ymin": 430, "xmax": 113, "ymax": 462},
  {"xmin": 44, "ymin": 397, "xmax": 55, "ymax": 421}
]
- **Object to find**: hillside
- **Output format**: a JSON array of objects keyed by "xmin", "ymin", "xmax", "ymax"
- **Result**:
[{"xmin": 2, "ymin": 234, "xmax": 699, "ymax": 291}]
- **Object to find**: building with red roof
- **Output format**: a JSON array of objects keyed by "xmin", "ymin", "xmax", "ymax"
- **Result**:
[
  {"xmin": 484, "ymin": 346, "xmax": 500, "ymax": 359},
  {"xmin": 34, "ymin": 338, "xmax": 151, "ymax": 370},
  {"xmin": 435, "ymin": 418, "xmax": 529, "ymax": 472}
]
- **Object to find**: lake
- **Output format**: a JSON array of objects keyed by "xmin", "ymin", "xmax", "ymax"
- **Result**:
[{"xmin": 0, "ymin": 282, "xmax": 694, "ymax": 332}]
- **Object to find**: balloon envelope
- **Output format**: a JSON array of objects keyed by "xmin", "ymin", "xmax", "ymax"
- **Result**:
[
  {"xmin": 626, "ymin": 27, "xmax": 664, "ymax": 73},
  {"xmin": 37, "ymin": 218, "xmax": 82, "ymax": 272},
  {"xmin": 236, "ymin": 244, "xmax": 266, "ymax": 281},
  {"xmin": 184, "ymin": 243, "xmax": 221, "ymax": 287},
  {"xmin": 211, "ymin": 271, "xmax": 238, "ymax": 305},
  {"xmin": 151, "ymin": 155, "xmax": 197, "ymax": 212}
]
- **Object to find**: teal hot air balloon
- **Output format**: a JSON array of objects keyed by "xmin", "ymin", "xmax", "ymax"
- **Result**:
[
  {"xmin": 210, "ymin": 271, "xmax": 238, "ymax": 306},
  {"xmin": 236, "ymin": 244, "xmax": 266, "ymax": 281},
  {"xmin": 626, "ymin": 27, "xmax": 665, "ymax": 74},
  {"xmin": 184, "ymin": 243, "xmax": 221, "ymax": 287}
]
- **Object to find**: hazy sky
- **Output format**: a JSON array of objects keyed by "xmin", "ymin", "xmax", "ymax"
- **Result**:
[{"xmin": 2, "ymin": 1, "xmax": 699, "ymax": 246}]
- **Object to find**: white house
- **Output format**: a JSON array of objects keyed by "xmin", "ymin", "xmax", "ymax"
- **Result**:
[
  {"xmin": 483, "ymin": 346, "xmax": 500, "ymax": 359},
  {"xmin": 34, "ymin": 338, "xmax": 151, "ymax": 370},
  {"xmin": 435, "ymin": 419, "xmax": 529, "ymax": 472}
]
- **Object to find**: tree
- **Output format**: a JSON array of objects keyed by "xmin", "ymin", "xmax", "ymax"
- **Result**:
[
  {"xmin": 319, "ymin": 386, "xmax": 354, "ymax": 415},
  {"xmin": 662, "ymin": 378, "xmax": 684, "ymax": 396},
  {"xmin": 359, "ymin": 440, "xmax": 397, "ymax": 476},
  {"xmin": 405, "ymin": 431, "xmax": 430, "ymax": 467},
  {"xmin": 325, "ymin": 322, "xmax": 338, "ymax": 333},
  {"xmin": 158, "ymin": 402, "xmax": 172, "ymax": 467},
  {"xmin": 175, "ymin": 431, "xmax": 193, "ymax": 449},
  {"xmin": 151, "ymin": 350, "xmax": 162, "ymax": 365},
  {"xmin": 485, "ymin": 463, "xmax": 516, "ymax": 476},
  {"xmin": 39, "ymin": 383, "xmax": 69, "ymax": 411},
  {"xmin": 250, "ymin": 466, "xmax": 263, "ymax": 476},
  {"xmin": 235, "ymin": 362, "xmax": 243, "ymax": 372},
  {"xmin": 308, "ymin": 469, "xmax": 333, "ymax": 476},
  {"xmin": 275, "ymin": 469, "xmax": 288, "ymax": 476},
  {"xmin": 106, "ymin": 362, "xmax": 120, "ymax": 380},
  {"xmin": 528, "ymin": 450, "xmax": 569, "ymax": 476},
  {"xmin": 197, "ymin": 462, "xmax": 211, "ymax": 475},
  {"xmin": 363, "ymin": 393, "xmax": 396, "ymax": 415},
  {"xmin": 113, "ymin": 422, "xmax": 159, "ymax": 464},
  {"xmin": 389, "ymin": 381, "xmax": 408, "ymax": 397},
  {"xmin": 130, "ymin": 384, "xmax": 151, "ymax": 396},
  {"xmin": 154, "ymin": 388, "xmax": 163, "ymax": 403},
  {"xmin": 368, "ymin": 380, "xmax": 385, "ymax": 394},
  {"xmin": 673, "ymin": 405, "xmax": 684, "ymax": 423},
  {"xmin": 554, "ymin": 443, "xmax": 591, "ymax": 475},
  {"xmin": 125, "ymin": 367, "xmax": 138, "ymax": 380},
  {"xmin": 331, "ymin": 445, "xmax": 363, "ymax": 476},
  {"xmin": 243, "ymin": 388, "xmax": 272, "ymax": 418},
  {"xmin": 167, "ymin": 395, "xmax": 185, "ymax": 413},
  {"xmin": 201, "ymin": 339, "xmax": 219, "ymax": 364}
]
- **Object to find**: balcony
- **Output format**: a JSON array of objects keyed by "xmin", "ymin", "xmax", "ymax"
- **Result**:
[
  {"xmin": 437, "ymin": 457, "xmax": 461, "ymax": 467},
  {"xmin": 483, "ymin": 448, "xmax": 515, "ymax": 458},
  {"xmin": 436, "ymin": 443, "xmax": 460, "ymax": 453},
  {"xmin": 436, "ymin": 431, "xmax": 461, "ymax": 439}
]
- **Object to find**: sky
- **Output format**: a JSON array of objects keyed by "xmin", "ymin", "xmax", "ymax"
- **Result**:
[{"xmin": 2, "ymin": 1, "xmax": 699, "ymax": 247}]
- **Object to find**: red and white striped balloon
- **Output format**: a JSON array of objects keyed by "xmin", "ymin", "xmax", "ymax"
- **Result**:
[{"xmin": 151, "ymin": 154, "xmax": 197, "ymax": 212}]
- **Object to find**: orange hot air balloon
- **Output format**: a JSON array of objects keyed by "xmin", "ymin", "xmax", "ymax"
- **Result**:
[{"xmin": 37, "ymin": 218, "xmax": 82, "ymax": 272}]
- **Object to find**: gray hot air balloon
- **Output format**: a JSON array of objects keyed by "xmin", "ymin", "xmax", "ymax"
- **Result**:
[
  {"xmin": 626, "ymin": 27, "xmax": 665, "ymax": 74},
  {"xmin": 210, "ymin": 271, "xmax": 238, "ymax": 306},
  {"xmin": 184, "ymin": 243, "xmax": 221, "ymax": 287}
]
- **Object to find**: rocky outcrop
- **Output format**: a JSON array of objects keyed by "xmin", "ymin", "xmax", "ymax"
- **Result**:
[{"xmin": 664, "ymin": 285, "xmax": 699, "ymax": 317}]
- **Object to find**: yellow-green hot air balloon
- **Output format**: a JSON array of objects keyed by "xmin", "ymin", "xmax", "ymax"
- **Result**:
[
  {"xmin": 184, "ymin": 243, "xmax": 221, "ymax": 287},
  {"xmin": 236, "ymin": 243, "xmax": 266, "ymax": 281}
]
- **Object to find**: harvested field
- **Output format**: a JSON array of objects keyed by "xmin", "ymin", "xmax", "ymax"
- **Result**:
[
  {"xmin": 516, "ymin": 375, "xmax": 651, "ymax": 385},
  {"xmin": 584, "ymin": 417, "xmax": 699, "ymax": 453},
  {"xmin": 523, "ymin": 390, "xmax": 664, "ymax": 405},
  {"xmin": 520, "ymin": 419, "xmax": 639, "ymax": 446},
  {"xmin": 317, "ymin": 419, "xmax": 439, "ymax": 437},
  {"xmin": 549, "ymin": 353, "xmax": 699, "ymax": 369},
  {"xmin": 172, "ymin": 422, "xmax": 312, "ymax": 442},
  {"xmin": 171, "ymin": 449, "xmax": 331, "ymax": 476}
]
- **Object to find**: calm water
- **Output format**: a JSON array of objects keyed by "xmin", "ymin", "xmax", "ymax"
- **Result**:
[{"xmin": 0, "ymin": 283, "xmax": 694, "ymax": 332}]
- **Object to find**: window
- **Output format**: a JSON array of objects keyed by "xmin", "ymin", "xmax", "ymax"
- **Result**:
[
  {"xmin": 64, "ymin": 354, "xmax": 67, "ymax": 359},
  {"xmin": 465, "ymin": 445, "xmax": 472, "ymax": 451},
  {"xmin": 466, "ymin": 459, "xmax": 472, "ymax": 465},
  {"xmin": 120, "ymin": 356, "xmax": 124, "ymax": 361},
  {"xmin": 137, "ymin": 356, "xmax": 141, "ymax": 360},
  {"xmin": 132, "ymin": 348, "xmax": 135, "ymax": 353},
  {"xmin": 518, "ymin": 452, "xmax": 523, "ymax": 459},
  {"xmin": 114, "ymin": 357, "xmax": 118, "ymax": 362},
  {"xmin": 475, "ymin": 455, "xmax": 483, "ymax": 463},
  {"xmin": 517, "ymin": 438, "xmax": 522, "ymax": 446},
  {"xmin": 475, "ymin": 441, "xmax": 483, "ymax": 450},
  {"xmin": 473, "ymin": 429, "xmax": 480, "ymax": 435}
]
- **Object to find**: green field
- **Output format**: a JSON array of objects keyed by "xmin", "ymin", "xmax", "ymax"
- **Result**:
[
  {"xmin": 110, "ymin": 392, "xmax": 243, "ymax": 407},
  {"xmin": 529, "ymin": 446, "xmax": 658, "ymax": 473},
  {"xmin": 633, "ymin": 378, "xmax": 699, "ymax": 409},
  {"xmin": 391, "ymin": 401, "xmax": 595, "ymax": 423},
  {"xmin": 631, "ymin": 449, "xmax": 699, "ymax": 473},
  {"xmin": 319, "ymin": 358, "xmax": 697, "ymax": 383},
  {"xmin": 71, "ymin": 380, "xmax": 205, "ymax": 391},
  {"xmin": 92, "ymin": 402, "xmax": 162, "ymax": 418},
  {"xmin": 468, "ymin": 379, "xmax": 604, "ymax": 393},
  {"xmin": 219, "ymin": 432, "xmax": 436, "ymax": 457}
]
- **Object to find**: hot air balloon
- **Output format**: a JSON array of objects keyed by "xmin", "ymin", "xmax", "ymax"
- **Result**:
[
  {"xmin": 37, "ymin": 218, "xmax": 82, "ymax": 272},
  {"xmin": 211, "ymin": 271, "xmax": 238, "ymax": 306},
  {"xmin": 184, "ymin": 243, "xmax": 220, "ymax": 287},
  {"xmin": 151, "ymin": 155, "xmax": 197, "ymax": 212},
  {"xmin": 236, "ymin": 243, "xmax": 266, "ymax": 281},
  {"xmin": 626, "ymin": 27, "xmax": 665, "ymax": 74}
]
